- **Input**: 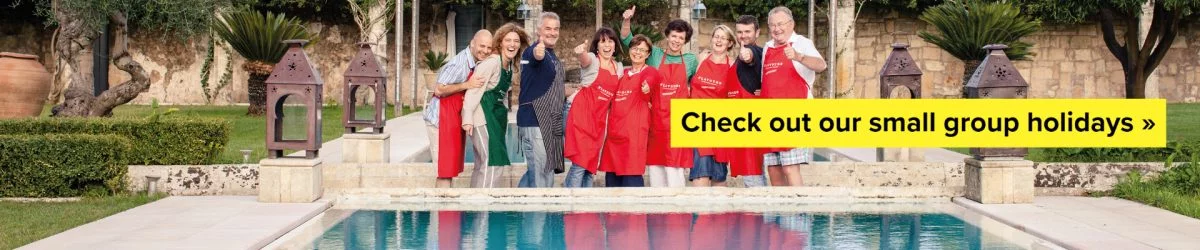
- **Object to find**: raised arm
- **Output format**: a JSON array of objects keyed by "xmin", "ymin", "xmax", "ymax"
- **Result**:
[{"xmin": 620, "ymin": 6, "xmax": 635, "ymax": 47}]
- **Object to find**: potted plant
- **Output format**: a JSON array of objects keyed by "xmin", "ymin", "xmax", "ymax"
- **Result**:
[
  {"xmin": 422, "ymin": 50, "xmax": 449, "ymax": 93},
  {"xmin": 212, "ymin": 11, "xmax": 317, "ymax": 116},
  {"xmin": 918, "ymin": 0, "xmax": 1040, "ymax": 97}
]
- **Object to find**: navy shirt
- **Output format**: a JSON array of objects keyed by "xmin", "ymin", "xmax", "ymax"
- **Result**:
[
  {"xmin": 517, "ymin": 41, "xmax": 560, "ymax": 127},
  {"xmin": 735, "ymin": 44, "xmax": 764, "ymax": 93}
]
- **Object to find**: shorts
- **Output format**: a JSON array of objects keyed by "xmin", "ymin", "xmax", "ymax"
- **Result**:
[
  {"xmin": 689, "ymin": 149, "xmax": 728, "ymax": 182},
  {"xmin": 764, "ymin": 148, "xmax": 812, "ymax": 166}
]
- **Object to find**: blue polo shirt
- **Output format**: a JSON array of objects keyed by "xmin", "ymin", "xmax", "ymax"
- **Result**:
[{"xmin": 517, "ymin": 40, "xmax": 559, "ymax": 127}]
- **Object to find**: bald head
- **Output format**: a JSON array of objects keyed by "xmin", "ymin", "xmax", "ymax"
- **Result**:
[{"xmin": 471, "ymin": 29, "xmax": 493, "ymax": 61}]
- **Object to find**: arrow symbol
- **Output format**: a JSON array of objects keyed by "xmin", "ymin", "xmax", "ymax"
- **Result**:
[{"xmin": 1143, "ymin": 119, "xmax": 1156, "ymax": 130}]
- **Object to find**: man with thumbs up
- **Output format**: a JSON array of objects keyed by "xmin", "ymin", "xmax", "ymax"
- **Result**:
[{"xmin": 517, "ymin": 12, "xmax": 567, "ymax": 188}]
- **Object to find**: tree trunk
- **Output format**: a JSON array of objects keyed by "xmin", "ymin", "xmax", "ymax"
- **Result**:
[
  {"xmin": 1099, "ymin": 4, "xmax": 1179, "ymax": 99},
  {"xmin": 247, "ymin": 73, "xmax": 269, "ymax": 116},
  {"xmin": 52, "ymin": 3, "xmax": 150, "ymax": 117},
  {"xmin": 961, "ymin": 60, "xmax": 981, "ymax": 98}
]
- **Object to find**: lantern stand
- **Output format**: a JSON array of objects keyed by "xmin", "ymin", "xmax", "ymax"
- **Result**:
[
  {"xmin": 260, "ymin": 39, "xmax": 324, "ymax": 203},
  {"xmin": 963, "ymin": 44, "xmax": 1034, "ymax": 204},
  {"xmin": 342, "ymin": 42, "xmax": 392, "ymax": 164},
  {"xmin": 876, "ymin": 43, "xmax": 925, "ymax": 162}
]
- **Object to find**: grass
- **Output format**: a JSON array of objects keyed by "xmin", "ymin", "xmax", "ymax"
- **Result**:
[
  {"xmin": 44, "ymin": 104, "xmax": 416, "ymax": 164},
  {"xmin": 1110, "ymin": 170, "xmax": 1200, "ymax": 220},
  {"xmin": 0, "ymin": 194, "xmax": 164, "ymax": 249},
  {"xmin": 944, "ymin": 103, "xmax": 1200, "ymax": 161}
]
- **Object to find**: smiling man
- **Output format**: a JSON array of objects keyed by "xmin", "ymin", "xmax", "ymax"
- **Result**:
[
  {"xmin": 760, "ymin": 6, "xmax": 828, "ymax": 187},
  {"xmin": 517, "ymin": 12, "xmax": 567, "ymax": 188}
]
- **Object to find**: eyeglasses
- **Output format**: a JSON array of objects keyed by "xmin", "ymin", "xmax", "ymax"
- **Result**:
[
  {"xmin": 629, "ymin": 47, "xmax": 650, "ymax": 54},
  {"xmin": 768, "ymin": 20, "xmax": 793, "ymax": 28}
]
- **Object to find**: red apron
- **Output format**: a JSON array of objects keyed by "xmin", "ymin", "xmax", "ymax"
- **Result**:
[
  {"xmin": 564, "ymin": 213, "xmax": 605, "ymax": 250},
  {"xmin": 647, "ymin": 213, "xmax": 692, "ymax": 250},
  {"xmin": 601, "ymin": 66, "xmax": 653, "ymax": 176},
  {"xmin": 437, "ymin": 211, "xmax": 462, "ymax": 250},
  {"xmin": 690, "ymin": 213, "xmax": 734, "ymax": 250},
  {"xmin": 689, "ymin": 57, "xmax": 735, "ymax": 157},
  {"xmin": 565, "ymin": 62, "xmax": 619, "ymax": 174},
  {"xmin": 437, "ymin": 71, "xmax": 473, "ymax": 178},
  {"xmin": 648, "ymin": 54, "xmax": 693, "ymax": 168},
  {"xmin": 713, "ymin": 69, "xmax": 766, "ymax": 176},
  {"xmin": 761, "ymin": 43, "xmax": 809, "ymax": 154},
  {"xmin": 605, "ymin": 213, "xmax": 650, "ymax": 250}
]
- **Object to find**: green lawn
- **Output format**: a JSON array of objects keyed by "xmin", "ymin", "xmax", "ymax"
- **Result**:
[
  {"xmin": 48, "ymin": 104, "xmax": 416, "ymax": 164},
  {"xmin": 945, "ymin": 103, "xmax": 1200, "ymax": 161},
  {"xmin": 0, "ymin": 194, "xmax": 163, "ymax": 249}
]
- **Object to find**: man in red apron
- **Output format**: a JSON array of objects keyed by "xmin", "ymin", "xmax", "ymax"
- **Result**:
[
  {"xmin": 761, "ymin": 6, "xmax": 828, "ymax": 187},
  {"xmin": 434, "ymin": 30, "xmax": 492, "ymax": 188}
]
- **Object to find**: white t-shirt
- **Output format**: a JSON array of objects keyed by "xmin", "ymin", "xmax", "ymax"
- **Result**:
[{"xmin": 763, "ymin": 33, "xmax": 823, "ymax": 98}]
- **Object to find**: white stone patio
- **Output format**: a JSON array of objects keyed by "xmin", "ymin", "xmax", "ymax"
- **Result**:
[{"xmin": 955, "ymin": 196, "xmax": 1200, "ymax": 250}]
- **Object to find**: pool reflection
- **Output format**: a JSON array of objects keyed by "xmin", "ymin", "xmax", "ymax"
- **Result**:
[{"xmin": 311, "ymin": 210, "xmax": 1022, "ymax": 250}]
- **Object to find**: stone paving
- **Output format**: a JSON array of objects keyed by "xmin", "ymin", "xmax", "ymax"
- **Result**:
[
  {"xmin": 956, "ymin": 196, "xmax": 1200, "ymax": 250},
  {"xmin": 20, "ymin": 196, "xmax": 330, "ymax": 250}
]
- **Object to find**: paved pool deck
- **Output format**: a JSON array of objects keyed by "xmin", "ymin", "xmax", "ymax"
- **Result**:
[
  {"xmin": 956, "ymin": 196, "xmax": 1200, "ymax": 250},
  {"xmin": 19, "ymin": 196, "xmax": 330, "ymax": 250}
]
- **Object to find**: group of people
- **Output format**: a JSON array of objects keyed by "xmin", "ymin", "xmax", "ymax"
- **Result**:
[{"xmin": 423, "ymin": 6, "xmax": 826, "ymax": 188}]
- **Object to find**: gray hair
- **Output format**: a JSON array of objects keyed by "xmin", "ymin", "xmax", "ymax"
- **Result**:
[
  {"xmin": 539, "ymin": 12, "xmax": 560, "ymax": 26},
  {"xmin": 768, "ymin": 6, "xmax": 793, "ymax": 22},
  {"xmin": 533, "ymin": 12, "xmax": 560, "ymax": 38}
]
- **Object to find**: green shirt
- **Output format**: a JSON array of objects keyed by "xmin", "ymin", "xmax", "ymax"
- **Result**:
[{"xmin": 622, "ymin": 34, "xmax": 699, "ymax": 81}]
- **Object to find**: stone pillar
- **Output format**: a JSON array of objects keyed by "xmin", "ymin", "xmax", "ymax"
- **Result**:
[
  {"xmin": 343, "ymin": 133, "xmax": 391, "ymax": 163},
  {"xmin": 258, "ymin": 158, "xmax": 323, "ymax": 203},
  {"xmin": 964, "ymin": 158, "xmax": 1035, "ymax": 204},
  {"xmin": 834, "ymin": 0, "xmax": 857, "ymax": 98},
  {"xmin": 524, "ymin": 0, "xmax": 542, "ymax": 38}
]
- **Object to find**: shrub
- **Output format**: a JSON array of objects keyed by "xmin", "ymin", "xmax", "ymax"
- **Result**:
[
  {"xmin": 1036, "ymin": 140, "xmax": 1199, "ymax": 162},
  {"xmin": 0, "ymin": 134, "xmax": 131, "ymax": 197},
  {"xmin": 0, "ymin": 118, "xmax": 231, "ymax": 165}
]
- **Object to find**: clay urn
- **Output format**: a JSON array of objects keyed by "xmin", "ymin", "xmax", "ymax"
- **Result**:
[{"xmin": 0, "ymin": 52, "xmax": 52, "ymax": 118}]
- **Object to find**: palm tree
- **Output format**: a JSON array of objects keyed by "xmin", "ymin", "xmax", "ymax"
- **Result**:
[
  {"xmin": 212, "ymin": 11, "xmax": 317, "ymax": 115},
  {"xmin": 918, "ymin": 0, "xmax": 1040, "ymax": 97}
]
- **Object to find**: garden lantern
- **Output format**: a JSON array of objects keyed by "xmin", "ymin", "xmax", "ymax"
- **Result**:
[
  {"xmin": 965, "ymin": 44, "xmax": 1028, "ymax": 159},
  {"xmin": 343, "ymin": 42, "xmax": 387, "ymax": 134},
  {"xmin": 517, "ymin": 1, "xmax": 532, "ymax": 20},
  {"xmin": 265, "ymin": 39, "xmax": 323, "ymax": 159},
  {"xmin": 692, "ymin": 0, "xmax": 707, "ymax": 20},
  {"xmin": 879, "ymin": 43, "xmax": 922, "ymax": 99}
]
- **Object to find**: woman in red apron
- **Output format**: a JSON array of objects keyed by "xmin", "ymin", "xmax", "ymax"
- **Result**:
[
  {"xmin": 687, "ymin": 25, "xmax": 742, "ymax": 187},
  {"xmin": 564, "ymin": 28, "xmax": 623, "ymax": 188},
  {"xmin": 601, "ymin": 35, "xmax": 654, "ymax": 187},
  {"xmin": 646, "ymin": 48, "xmax": 694, "ymax": 188}
]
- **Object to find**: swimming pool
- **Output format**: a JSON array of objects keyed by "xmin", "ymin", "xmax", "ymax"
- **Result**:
[{"xmin": 302, "ymin": 209, "xmax": 1037, "ymax": 249}]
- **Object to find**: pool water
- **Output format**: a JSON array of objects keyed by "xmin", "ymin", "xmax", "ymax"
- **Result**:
[{"xmin": 307, "ymin": 210, "xmax": 1025, "ymax": 249}]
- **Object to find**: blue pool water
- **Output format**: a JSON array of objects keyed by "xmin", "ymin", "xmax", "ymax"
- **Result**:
[{"xmin": 308, "ymin": 210, "xmax": 1025, "ymax": 249}]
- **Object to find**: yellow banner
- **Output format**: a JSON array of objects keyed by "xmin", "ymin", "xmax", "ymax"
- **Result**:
[{"xmin": 669, "ymin": 99, "xmax": 1166, "ymax": 148}]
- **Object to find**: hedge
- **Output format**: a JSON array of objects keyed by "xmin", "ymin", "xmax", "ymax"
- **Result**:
[
  {"xmin": 0, "ymin": 118, "xmax": 231, "ymax": 165},
  {"xmin": 0, "ymin": 134, "xmax": 131, "ymax": 197}
]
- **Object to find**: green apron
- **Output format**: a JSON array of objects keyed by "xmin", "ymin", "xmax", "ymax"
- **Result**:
[{"xmin": 482, "ymin": 66, "xmax": 512, "ymax": 166}]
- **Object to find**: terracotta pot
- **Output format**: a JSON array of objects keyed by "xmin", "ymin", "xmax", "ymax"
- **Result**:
[
  {"xmin": 0, "ymin": 52, "xmax": 51, "ymax": 118},
  {"xmin": 423, "ymin": 70, "xmax": 439, "ymax": 103}
]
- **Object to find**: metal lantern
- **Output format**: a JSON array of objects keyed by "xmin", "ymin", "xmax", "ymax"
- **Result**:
[
  {"xmin": 879, "ymin": 43, "xmax": 922, "ymax": 99},
  {"xmin": 966, "ymin": 44, "xmax": 1029, "ymax": 159},
  {"xmin": 692, "ymin": 0, "xmax": 707, "ymax": 20},
  {"xmin": 265, "ymin": 39, "xmax": 323, "ymax": 159},
  {"xmin": 517, "ymin": 2, "xmax": 531, "ymax": 20},
  {"xmin": 343, "ymin": 42, "xmax": 387, "ymax": 134}
]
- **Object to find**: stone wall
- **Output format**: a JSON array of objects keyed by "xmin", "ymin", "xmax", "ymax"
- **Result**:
[
  {"xmin": 10, "ymin": 8, "xmax": 1198, "ymax": 107},
  {"xmin": 126, "ymin": 165, "xmax": 259, "ymax": 196},
  {"xmin": 853, "ymin": 11, "xmax": 1199, "ymax": 102},
  {"xmin": 1034, "ymin": 162, "xmax": 1173, "ymax": 196}
]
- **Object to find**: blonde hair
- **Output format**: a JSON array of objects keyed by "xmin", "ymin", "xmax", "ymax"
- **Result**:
[
  {"xmin": 711, "ymin": 24, "xmax": 741, "ymax": 53},
  {"xmin": 492, "ymin": 23, "xmax": 530, "ymax": 72}
]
